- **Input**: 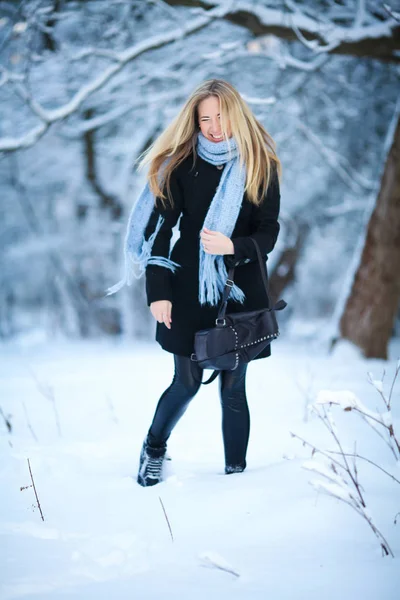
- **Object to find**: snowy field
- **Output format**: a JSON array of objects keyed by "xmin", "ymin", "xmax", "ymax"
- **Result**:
[{"xmin": 1, "ymin": 333, "xmax": 399, "ymax": 599}]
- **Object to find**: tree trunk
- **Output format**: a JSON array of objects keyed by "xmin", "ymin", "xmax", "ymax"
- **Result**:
[{"xmin": 339, "ymin": 114, "xmax": 400, "ymax": 359}]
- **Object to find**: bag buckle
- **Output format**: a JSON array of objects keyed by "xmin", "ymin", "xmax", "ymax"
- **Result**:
[
  {"xmin": 226, "ymin": 279, "xmax": 234, "ymax": 287},
  {"xmin": 216, "ymin": 318, "xmax": 226, "ymax": 326}
]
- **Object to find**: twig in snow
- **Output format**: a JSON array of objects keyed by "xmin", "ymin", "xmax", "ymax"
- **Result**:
[
  {"xmin": 357, "ymin": 410, "xmax": 397, "ymax": 460},
  {"xmin": 291, "ymin": 403, "xmax": 395, "ymax": 557},
  {"xmin": 326, "ymin": 450, "xmax": 400, "ymax": 486},
  {"xmin": 27, "ymin": 458, "xmax": 44, "ymax": 521},
  {"xmin": 316, "ymin": 367, "xmax": 400, "ymax": 460},
  {"xmin": 199, "ymin": 551, "xmax": 240, "ymax": 577},
  {"xmin": 28, "ymin": 369, "xmax": 62, "ymax": 437},
  {"xmin": 0, "ymin": 405, "xmax": 13, "ymax": 447},
  {"xmin": 388, "ymin": 358, "xmax": 400, "ymax": 405},
  {"xmin": 0, "ymin": 405, "xmax": 12, "ymax": 433},
  {"xmin": 22, "ymin": 401, "xmax": 38, "ymax": 442},
  {"xmin": 159, "ymin": 495, "xmax": 173, "ymax": 542}
]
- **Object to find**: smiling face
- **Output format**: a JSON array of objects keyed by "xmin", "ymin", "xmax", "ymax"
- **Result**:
[{"xmin": 197, "ymin": 95, "xmax": 232, "ymax": 143}]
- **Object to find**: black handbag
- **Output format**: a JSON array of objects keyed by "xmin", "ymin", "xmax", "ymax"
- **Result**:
[{"xmin": 190, "ymin": 238, "xmax": 287, "ymax": 385}]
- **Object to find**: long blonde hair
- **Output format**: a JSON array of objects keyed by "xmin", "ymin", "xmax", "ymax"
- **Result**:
[{"xmin": 136, "ymin": 79, "xmax": 282, "ymax": 209}]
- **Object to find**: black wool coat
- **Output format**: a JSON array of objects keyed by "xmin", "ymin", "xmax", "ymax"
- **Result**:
[{"xmin": 144, "ymin": 151, "xmax": 281, "ymax": 360}]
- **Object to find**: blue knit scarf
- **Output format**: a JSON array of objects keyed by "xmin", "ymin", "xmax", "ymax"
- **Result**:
[{"xmin": 106, "ymin": 132, "xmax": 247, "ymax": 306}]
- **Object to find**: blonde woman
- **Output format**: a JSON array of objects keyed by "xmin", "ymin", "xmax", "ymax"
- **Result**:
[{"xmin": 107, "ymin": 79, "xmax": 281, "ymax": 486}]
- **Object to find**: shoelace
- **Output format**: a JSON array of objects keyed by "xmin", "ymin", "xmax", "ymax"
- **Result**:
[{"xmin": 145, "ymin": 455, "xmax": 164, "ymax": 479}]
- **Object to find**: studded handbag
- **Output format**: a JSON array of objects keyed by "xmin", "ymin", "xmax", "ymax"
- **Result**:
[{"xmin": 190, "ymin": 237, "xmax": 287, "ymax": 385}]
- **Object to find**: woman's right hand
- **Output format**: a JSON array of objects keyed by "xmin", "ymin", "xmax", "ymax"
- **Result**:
[{"xmin": 150, "ymin": 300, "xmax": 172, "ymax": 329}]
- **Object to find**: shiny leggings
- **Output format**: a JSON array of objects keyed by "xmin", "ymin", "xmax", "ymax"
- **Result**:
[{"xmin": 147, "ymin": 354, "xmax": 249, "ymax": 469}]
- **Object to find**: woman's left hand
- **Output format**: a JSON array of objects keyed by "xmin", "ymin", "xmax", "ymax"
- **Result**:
[{"xmin": 200, "ymin": 227, "xmax": 234, "ymax": 255}]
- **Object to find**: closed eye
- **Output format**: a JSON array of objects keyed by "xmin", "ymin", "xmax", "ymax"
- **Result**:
[{"xmin": 200, "ymin": 115, "xmax": 221, "ymax": 121}]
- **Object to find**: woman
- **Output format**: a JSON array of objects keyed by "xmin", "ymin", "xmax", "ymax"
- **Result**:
[{"xmin": 107, "ymin": 79, "xmax": 281, "ymax": 487}]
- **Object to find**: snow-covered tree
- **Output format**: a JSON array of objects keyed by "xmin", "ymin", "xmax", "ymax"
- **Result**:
[{"xmin": 0, "ymin": 0, "xmax": 398, "ymax": 349}]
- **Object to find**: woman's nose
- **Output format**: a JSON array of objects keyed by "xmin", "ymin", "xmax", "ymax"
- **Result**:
[{"xmin": 209, "ymin": 119, "xmax": 221, "ymax": 132}]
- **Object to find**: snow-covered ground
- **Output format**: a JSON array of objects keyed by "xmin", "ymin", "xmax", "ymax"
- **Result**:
[{"xmin": 1, "ymin": 334, "xmax": 399, "ymax": 599}]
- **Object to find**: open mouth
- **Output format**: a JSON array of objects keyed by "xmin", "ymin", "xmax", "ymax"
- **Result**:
[{"xmin": 210, "ymin": 133, "xmax": 223, "ymax": 140}]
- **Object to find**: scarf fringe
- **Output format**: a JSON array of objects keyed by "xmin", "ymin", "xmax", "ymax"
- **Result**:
[
  {"xmin": 106, "ymin": 214, "xmax": 181, "ymax": 296},
  {"xmin": 199, "ymin": 250, "xmax": 246, "ymax": 306}
]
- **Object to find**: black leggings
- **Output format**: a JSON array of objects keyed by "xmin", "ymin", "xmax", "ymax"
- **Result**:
[{"xmin": 147, "ymin": 354, "xmax": 249, "ymax": 469}]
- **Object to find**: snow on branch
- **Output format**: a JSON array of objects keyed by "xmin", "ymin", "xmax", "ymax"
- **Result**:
[
  {"xmin": 315, "ymin": 362, "xmax": 400, "ymax": 460},
  {"xmin": 164, "ymin": 0, "xmax": 400, "ymax": 62},
  {"xmin": 291, "ymin": 406, "xmax": 396, "ymax": 557},
  {"xmin": 289, "ymin": 364, "xmax": 400, "ymax": 557},
  {"xmin": 3, "ymin": 1, "xmax": 397, "ymax": 153},
  {"xmin": 0, "ymin": 4, "xmax": 228, "ymax": 153}
]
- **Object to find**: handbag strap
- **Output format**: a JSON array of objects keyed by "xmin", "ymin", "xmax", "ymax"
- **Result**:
[
  {"xmin": 191, "ymin": 240, "xmax": 285, "ymax": 385},
  {"xmin": 250, "ymin": 237, "xmax": 272, "ymax": 302},
  {"xmin": 218, "ymin": 237, "xmax": 272, "ymax": 318},
  {"xmin": 195, "ymin": 369, "xmax": 219, "ymax": 385}
]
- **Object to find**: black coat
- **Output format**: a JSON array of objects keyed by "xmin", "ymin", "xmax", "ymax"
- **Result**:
[{"xmin": 144, "ymin": 152, "xmax": 281, "ymax": 360}]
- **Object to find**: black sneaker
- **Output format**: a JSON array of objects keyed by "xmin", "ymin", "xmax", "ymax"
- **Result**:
[
  {"xmin": 225, "ymin": 461, "xmax": 246, "ymax": 475},
  {"xmin": 137, "ymin": 438, "xmax": 167, "ymax": 487}
]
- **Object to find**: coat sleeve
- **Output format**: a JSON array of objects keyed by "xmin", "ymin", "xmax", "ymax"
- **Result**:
[
  {"xmin": 144, "ymin": 169, "xmax": 184, "ymax": 307},
  {"xmin": 223, "ymin": 166, "xmax": 280, "ymax": 269}
]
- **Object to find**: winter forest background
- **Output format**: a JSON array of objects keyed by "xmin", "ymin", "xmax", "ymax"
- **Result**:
[
  {"xmin": 1, "ymin": 0, "xmax": 399, "ymax": 354},
  {"xmin": 1, "ymin": 2, "xmax": 400, "ymax": 599}
]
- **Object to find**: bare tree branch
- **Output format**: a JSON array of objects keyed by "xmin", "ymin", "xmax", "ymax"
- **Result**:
[
  {"xmin": 0, "ymin": 3, "xmax": 230, "ymax": 152},
  {"xmin": 163, "ymin": 0, "xmax": 400, "ymax": 62}
]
